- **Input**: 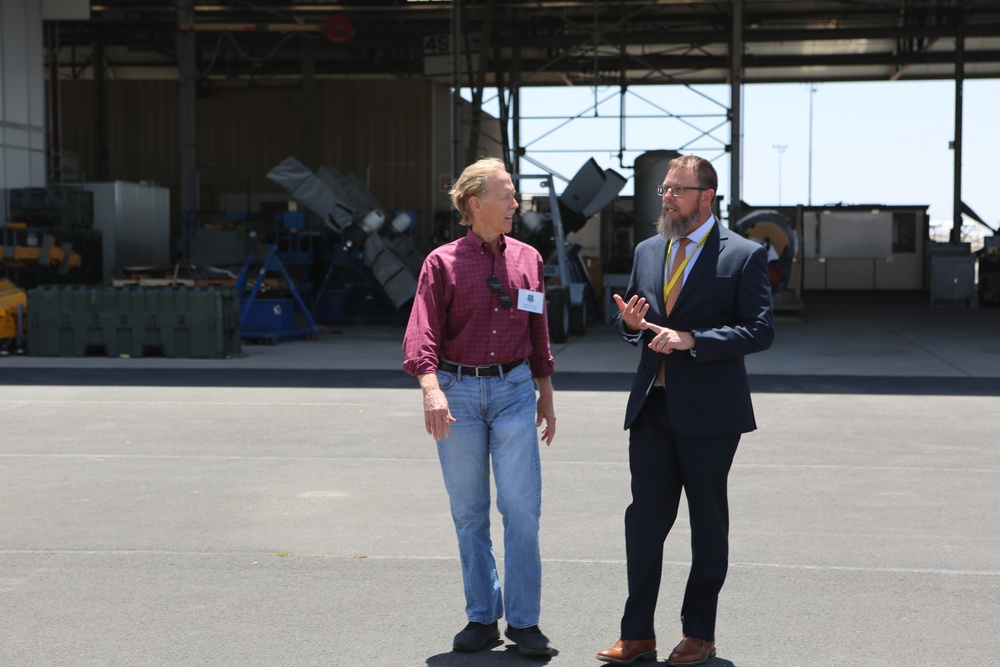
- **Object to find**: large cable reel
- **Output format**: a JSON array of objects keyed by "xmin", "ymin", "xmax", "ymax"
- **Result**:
[{"xmin": 734, "ymin": 210, "xmax": 798, "ymax": 294}]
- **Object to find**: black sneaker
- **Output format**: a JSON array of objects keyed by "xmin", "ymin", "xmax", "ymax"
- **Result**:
[
  {"xmin": 504, "ymin": 624, "xmax": 552, "ymax": 657},
  {"xmin": 453, "ymin": 621, "xmax": 500, "ymax": 652}
]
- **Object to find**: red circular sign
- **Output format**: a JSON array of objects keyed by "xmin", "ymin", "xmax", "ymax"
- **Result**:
[{"xmin": 322, "ymin": 13, "xmax": 353, "ymax": 44}]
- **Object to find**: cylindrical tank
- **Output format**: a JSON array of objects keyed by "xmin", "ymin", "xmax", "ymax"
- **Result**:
[{"xmin": 633, "ymin": 150, "xmax": 681, "ymax": 243}]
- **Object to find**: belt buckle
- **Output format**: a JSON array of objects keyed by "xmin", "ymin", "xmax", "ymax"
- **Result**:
[{"xmin": 473, "ymin": 366, "xmax": 487, "ymax": 378}]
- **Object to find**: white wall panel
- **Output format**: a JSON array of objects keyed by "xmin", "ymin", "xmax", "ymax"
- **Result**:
[
  {"xmin": 1, "ymin": 0, "xmax": 46, "ymax": 215},
  {"xmin": 0, "ymin": 8, "xmax": 4, "ymax": 123},
  {"xmin": 27, "ymin": 0, "xmax": 43, "ymax": 134},
  {"xmin": 4, "ymin": 148, "xmax": 32, "ymax": 189},
  {"xmin": 30, "ymin": 126, "xmax": 45, "ymax": 150},
  {"xmin": 4, "ymin": 126, "xmax": 28, "ymax": 148},
  {"xmin": 29, "ymin": 146, "xmax": 45, "ymax": 183},
  {"xmin": 818, "ymin": 211, "xmax": 893, "ymax": 259},
  {"xmin": 0, "ymin": 146, "xmax": 5, "ymax": 207},
  {"xmin": 1, "ymin": 0, "xmax": 29, "ymax": 125}
]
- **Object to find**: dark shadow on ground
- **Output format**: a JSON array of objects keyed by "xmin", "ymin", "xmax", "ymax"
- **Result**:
[
  {"xmin": 423, "ymin": 648, "xmax": 737, "ymax": 666},
  {"xmin": 425, "ymin": 643, "xmax": 554, "ymax": 666},
  {"xmin": 0, "ymin": 368, "xmax": 1000, "ymax": 396},
  {"xmin": 2, "ymin": 368, "xmax": 999, "ymax": 396}
]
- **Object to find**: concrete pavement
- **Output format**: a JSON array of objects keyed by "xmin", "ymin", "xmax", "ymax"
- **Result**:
[{"xmin": 1, "ymin": 295, "xmax": 999, "ymax": 666}]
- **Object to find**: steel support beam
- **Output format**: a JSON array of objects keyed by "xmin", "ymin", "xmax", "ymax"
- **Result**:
[
  {"xmin": 450, "ymin": 0, "xmax": 462, "ymax": 183},
  {"xmin": 952, "ymin": 8, "xmax": 965, "ymax": 244},
  {"xmin": 177, "ymin": 0, "xmax": 199, "ymax": 215},
  {"xmin": 465, "ymin": 0, "xmax": 495, "ymax": 166},
  {"xmin": 512, "ymin": 39, "xmax": 522, "ymax": 177},
  {"xmin": 92, "ymin": 38, "xmax": 110, "ymax": 181},
  {"xmin": 301, "ymin": 36, "xmax": 317, "ymax": 171},
  {"xmin": 729, "ymin": 0, "xmax": 743, "ymax": 226},
  {"xmin": 46, "ymin": 23, "xmax": 63, "ymax": 181}
]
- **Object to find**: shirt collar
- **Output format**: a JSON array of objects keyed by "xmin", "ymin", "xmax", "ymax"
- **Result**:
[
  {"xmin": 682, "ymin": 215, "xmax": 715, "ymax": 245},
  {"xmin": 463, "ymin": 228, "xmax": 506, "ymax": 253}
]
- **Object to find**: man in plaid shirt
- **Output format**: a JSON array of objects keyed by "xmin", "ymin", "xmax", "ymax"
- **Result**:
[{"xmin": 403, "ymin": 157, "xmax": 556, "ymax": 657}]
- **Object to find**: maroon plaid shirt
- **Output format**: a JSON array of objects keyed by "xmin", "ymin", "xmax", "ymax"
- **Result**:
[{"xmin": 402, "ymin": 229, "xmax": 554, "ymax": 378}]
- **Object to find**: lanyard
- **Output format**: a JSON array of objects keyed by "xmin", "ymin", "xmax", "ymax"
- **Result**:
[{"xmin": 663, "ymin": 232, "xmax": 709, "ymax": 301}]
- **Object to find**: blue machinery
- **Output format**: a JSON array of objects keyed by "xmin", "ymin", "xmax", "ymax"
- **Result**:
[
  {"xmin": 311, "ymin": 228, "xmax": 408, "ymax": 326},
  {"xmin": 236, "ymin": 244, "xmax": 319, "ymax": 343},
  {"xmin": 244, "ymin": 157, "xmax": 625, "ymax": 339}
]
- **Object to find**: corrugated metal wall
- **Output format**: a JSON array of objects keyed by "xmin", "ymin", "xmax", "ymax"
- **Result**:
[
  {"xmin": 59, "ymin": 78, "xmax": 438, "ymax": 251},
  {"xmin": 0, "ymin": 0, "xmax": 47, "ymax": 203}
]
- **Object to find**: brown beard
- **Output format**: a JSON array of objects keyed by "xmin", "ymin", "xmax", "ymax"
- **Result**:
[{"xmin": 656, "ymin": 208, "xmax": 701, "ymax": 240}]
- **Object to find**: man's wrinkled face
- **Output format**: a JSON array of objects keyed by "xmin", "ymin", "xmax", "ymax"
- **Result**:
[
  {"xmin": 656, "ymin": 168, "xmax": 711, "ymax": 239},
  {"xmin": 475, "ymin": 171, "xmax": 519, "ymax": 237}
]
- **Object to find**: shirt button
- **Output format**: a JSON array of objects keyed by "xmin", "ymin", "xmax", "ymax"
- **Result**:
[
  {"xmin": 489, "ymin": 352, "xmax": 495, "ymax": 357},
  {"xmin": 492, "ymin": 330, "xmax": 497, "ymax": 334}
]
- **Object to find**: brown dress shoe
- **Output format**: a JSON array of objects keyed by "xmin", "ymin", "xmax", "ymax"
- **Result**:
[
  {"xmin": 596, "ymin": 639, "xmax": 657, "ymax": 664},
  {"xmin": 666, "ymin": 636, "xmax": 716, "ymax": 666}
]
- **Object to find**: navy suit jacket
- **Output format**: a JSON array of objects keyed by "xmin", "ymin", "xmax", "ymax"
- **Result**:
[{"xmin": 613, "ymin": 220, "xmax": 775, "ymax": 436}]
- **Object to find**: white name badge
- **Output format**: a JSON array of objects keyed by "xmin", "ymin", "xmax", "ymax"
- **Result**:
[{"xmin": 517, "ymin": 289, "xmax": 545, "ymax": 314}]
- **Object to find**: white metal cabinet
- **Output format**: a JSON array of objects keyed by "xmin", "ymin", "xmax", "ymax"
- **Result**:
[{"xmin": 84, "ymin": 181, "xmax": 170, "ymax": 280}]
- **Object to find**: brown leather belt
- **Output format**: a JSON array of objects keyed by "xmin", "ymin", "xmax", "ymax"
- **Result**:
[{"xmin": 438, "ymin": 359, "xmax": 526, "ymax": 378}]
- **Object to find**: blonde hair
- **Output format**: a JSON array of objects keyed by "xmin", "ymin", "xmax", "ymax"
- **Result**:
[
  {"xmin": 667, "ymin": 154, "xmax": 718, "ymax": 193},
  {"xmin": 450, "ymin": 157, "xmax": 507, "ymax": 226}
]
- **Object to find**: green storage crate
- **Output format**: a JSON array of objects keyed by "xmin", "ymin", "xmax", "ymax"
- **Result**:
[
  {"xmin": 98, "ymin": 286, "xmax": 140, "ymax": 357},
  {"xmin": 27, "ymin": 285, "xmax": 242, "ymax": 358},
  {"xmin": 27, "ymin": 286, "xmax": 101, "ymax": 357},
  {"xmin": 160, "ymin": 287, "xmax": 242, "ymax": 359}
]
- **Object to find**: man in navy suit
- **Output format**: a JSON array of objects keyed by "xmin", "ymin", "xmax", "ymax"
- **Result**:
[{"xmin": 597, "ymin": 155, "xmax": 774, "ymax": 666}]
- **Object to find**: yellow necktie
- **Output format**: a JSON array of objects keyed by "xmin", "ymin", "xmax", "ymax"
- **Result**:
[{"xmin": 657, "ymin": 238, "xmax": 690, "ymax": 386}]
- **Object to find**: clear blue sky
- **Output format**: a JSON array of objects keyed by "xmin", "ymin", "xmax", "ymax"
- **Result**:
[{"xmin": 469, "ymin": 79, "xmax": 1000, "ymax": 233}]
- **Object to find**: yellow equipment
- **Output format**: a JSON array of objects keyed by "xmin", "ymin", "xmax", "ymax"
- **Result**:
[
  {"xmin": 0, "ymin": 278, "xmax": 27, "ymax": 343},
  {"xmin": 0, "ymin": 233, "xmax": 81, "ymax": 271}
]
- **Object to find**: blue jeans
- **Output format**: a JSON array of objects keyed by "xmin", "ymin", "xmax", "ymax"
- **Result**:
[{"xmin": 435, "ymin": 361, "xmax": 542, "ymax": 629}]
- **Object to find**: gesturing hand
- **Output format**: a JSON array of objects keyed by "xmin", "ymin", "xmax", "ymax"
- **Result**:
[
  {"xmin": 613, "ymin": 294, "xmax": 650, "ymax": 333},
  {"xmin": 645, "ymin": 322, "xmax": 694, "ymax": 354}
]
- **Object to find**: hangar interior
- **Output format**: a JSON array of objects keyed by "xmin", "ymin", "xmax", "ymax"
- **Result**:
[{"xmin": 2, "ymin": 0, "xmax": 999, "ymax": 355}]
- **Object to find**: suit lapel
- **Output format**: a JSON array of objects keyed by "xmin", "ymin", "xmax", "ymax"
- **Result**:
[{"xmin": 649, "ymin": 235, "xmax": 669, "ymax": 318}]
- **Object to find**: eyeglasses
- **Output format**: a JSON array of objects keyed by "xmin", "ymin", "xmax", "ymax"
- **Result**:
[
  {"xmin": 487, "ymin": 275, "xmax": 514, "ymax": 309},
  {"xmin": 657, "ymin": 185, "xmax": 709, "ymax": 197}
]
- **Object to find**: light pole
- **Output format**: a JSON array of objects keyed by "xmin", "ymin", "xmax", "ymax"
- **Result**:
[
  {"xmin": 808, "ymin": 84, "xmax": 816, "ymax": 206},
  {"xmin": 773, "ymin": 144, "xmax": 788, "ymax": 205}
]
